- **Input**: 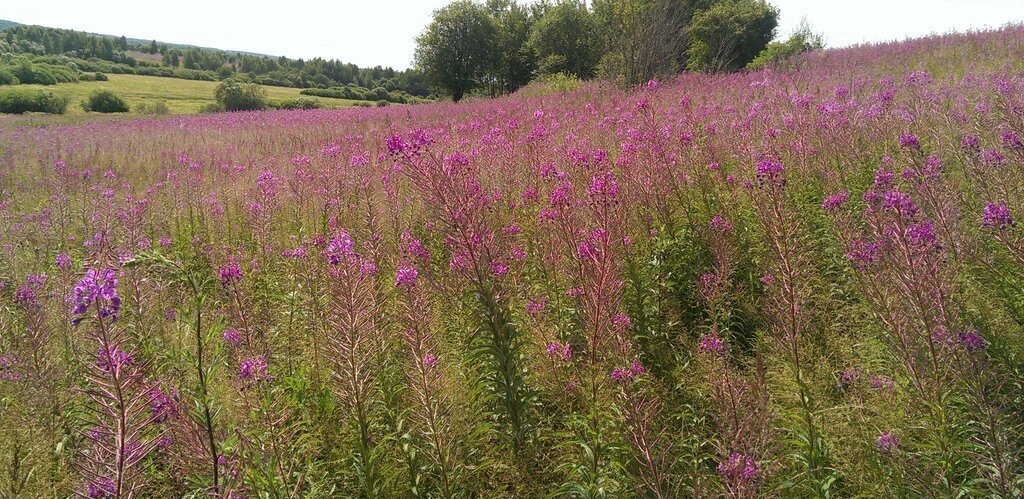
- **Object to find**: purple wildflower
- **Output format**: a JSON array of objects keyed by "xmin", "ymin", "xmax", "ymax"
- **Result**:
[
  {"xmin": 957, "ymin": 327, "xmax": 988, "ymax": 352},
  {"xmin": 222, "ymin": 328, "xmax": 243, "ymax": 346},
  {"xmin": 869, "ymin": 374, "xmax": 894, "ymax": 390},
  {"xmin": 0, "ymin": 353, "xmax": 20, "ymax": 381},
  {"xmin": 69, "ymin": 268, "xmax": 121, "ymax": 323},
  {"xmin": 981, "ymin": 203, "xmax": 1014, "ymax": 231},
  {"xmin": 324, "ymin": 230, "xmax": 355, "ymax": 265},
  {"xmin": 395, "ymin": 266, "xmax": 419, "ymax": 288},
  {"xmin": 899, "ymin": 133, "xmax": 920, "ymax": 149},
  {"xmin": 822, "ymin": 191, "xmax": 849, "ymax": 212},
  {"xmin": 239, "ymin": 356, "xmax": 271, "ymax": 383},
  {"xmin": 840, "ymin": 367, "xmax": 862, "ymax": 387},
  {"xmin": 717, "ymin": 452, "xmax": 759, "ymax": 482},
  {"xmin": 876, "ymin": 430, "xmax": 901, "ymax": 452},
  {"xmin": 55, "ymin": 253, "xmax": 72, "ymax": 269},
  {"xmin": 710, "ymin": 214, "xmax": 733, "ymax": 233},
  {"xmin": 218, "ymin": 261, "xmax": 242, "ymax": 285},
  {"xmin": 755, "ymin": 159, "xmax": 785, "ymax": 187},
  {"xmin": 698, "ymin": 333, "xmax": 724, "ymax": 354}
]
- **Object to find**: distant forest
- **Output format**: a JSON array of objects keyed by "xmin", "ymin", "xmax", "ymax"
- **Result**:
[{"xmin": 0, "ymin": 23, "xmax": 433, "ymax": 100}]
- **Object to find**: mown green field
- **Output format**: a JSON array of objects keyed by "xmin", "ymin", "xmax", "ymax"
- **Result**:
[{"xmin": 11, "ymin": 74, "xmax": 360, "ymax": 115}]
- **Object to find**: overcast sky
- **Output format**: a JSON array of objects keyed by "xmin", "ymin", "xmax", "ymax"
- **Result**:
[{"xmin": 2, "ymin": 0, "xmax": 1022, "ymax": 70}]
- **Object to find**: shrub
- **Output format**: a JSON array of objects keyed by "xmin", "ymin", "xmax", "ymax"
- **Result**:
[
  {"xmin": 214, "ymin": 78, "xmax": 267, "ymax": 111},
  {"xmin": 95, "ymin": 72, "xmax": 109, "ymax": 81},
  {"xmin": 275, "ymin": 97, "xmax": 321, "ymax": 110},
  {"xmin": 135, "ymin": 100, "xmax": 170, "ymax": 115},
  {"xmin": 375, "ymin": 100, "xmax": 389, "ymax": 107},
  {"xmin": 0, "ymin": 68, "xmax": 18, "ymax": 85},
  {"xmin": 82, "ymin": 90, "xmax": 130, "ymax": 113},
  {"xmin": 198, "ymin": 102, "xmax": 225, "ymax": 113},
  {"xmin": 747, "ymin": 21, "xmax": 824, "ymax": 70},
  {"xmin": 0, "ymin": 88, "xmax": 67, "ymax": 114},
  {"xmin": 514, "ymin": 72, "xmax": 582, "ymax": 97}
]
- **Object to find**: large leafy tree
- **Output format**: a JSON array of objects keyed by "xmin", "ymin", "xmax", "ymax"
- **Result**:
[
  {"xmin": 593, "ymin": 0, "xmax": 690, "ymax": 86},
  {"xmin": 527, "ymin": 0, "xmax": 601, "ymax": 78},
  {"xmin": 487, "ymin": 0, "xmax": 537, "ymax": 94},
  {"xmin": 687, "ymin": 0, "xmax": 778, "ymax": 72},
  {"xmin": 415, "ymin": 0, "xmax": 499, "ymax": 102}
]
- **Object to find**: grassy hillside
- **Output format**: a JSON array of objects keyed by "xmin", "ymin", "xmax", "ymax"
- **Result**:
[{"xmin": 12, "ymin": 74, "xmax": 360, "ymax": 115}]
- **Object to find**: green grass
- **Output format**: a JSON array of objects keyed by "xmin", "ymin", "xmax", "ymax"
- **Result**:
[{"xmin": 9, "ymin": 74, "xmax": 360, "ymax": 116}]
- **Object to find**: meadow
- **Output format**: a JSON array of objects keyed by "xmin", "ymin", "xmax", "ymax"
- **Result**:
[
  {"xmin": 0, "ymin": 26, "xmax": 1023, "ymax": 498},
  {"xmin": 9, "ymin": 73, "xmax": 359, "ymax": 117}
]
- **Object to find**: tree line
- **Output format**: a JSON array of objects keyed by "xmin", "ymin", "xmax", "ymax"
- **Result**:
[
  {"xmin": 416, "ymin": 0, "xmax": 821, "ymax": 101},
  {"xmin": 0, "ymin": 24, "xmax": 432, "ymax": 97}
]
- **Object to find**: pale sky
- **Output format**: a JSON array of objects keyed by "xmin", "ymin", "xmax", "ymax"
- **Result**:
[{"xmin": 1, "ymin": 1, "xmax": 1022, "ymax": 70}]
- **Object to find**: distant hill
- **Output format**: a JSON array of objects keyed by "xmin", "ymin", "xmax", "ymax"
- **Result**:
[{"xmin": 0, "ymin": 18, "xmax": 273, "ymax": 58}]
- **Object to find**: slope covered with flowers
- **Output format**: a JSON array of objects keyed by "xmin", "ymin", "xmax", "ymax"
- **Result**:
[{"xmin": 1, "ymin": 25, "xmax": 1024, "ymax": 497}]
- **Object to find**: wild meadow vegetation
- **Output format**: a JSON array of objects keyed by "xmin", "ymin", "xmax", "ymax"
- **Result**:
[{"xmin": 1, "ymin": 23, "xmax": 1024, "ymax": 498}]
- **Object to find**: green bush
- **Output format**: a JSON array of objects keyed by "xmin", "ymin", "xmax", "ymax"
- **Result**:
[
  {"xmin": 214, "ymin": 78, "xmax": 267, "ymax": 111},
  {"xmin": 82, "ymin": 90, "xmax": 130, "ymax": 113},
  {"xmin": 198, "ymin": 102, "xmax": 226, "ymax": 113},
  {"xmin": 747, "ymin": 22, "xmax": 824, "ymax": 70},
  {"xmin": 514, "ymin": 72, "xmax": 582, "ymax": 97},
  {"xmin": 0, "ymin": 88, "xmax": 67, "ymax": 114},
  {"xmin": 0, "ymin": 68, "xmax": 18, "ymax": 85},
  {"xmin": 135, "ymin": 100, "xmax": 170, "ymax": 115},
  {"xmin": 275, "ymin": 97, "xmax": 321, "ymax": 110},
  {"xmin": 94, "ymin": 72, "xmax": 109, "ymax": 81},
  {"xmin": 375, "ymin": 100, "xmax": 389, "ymax": 107}
]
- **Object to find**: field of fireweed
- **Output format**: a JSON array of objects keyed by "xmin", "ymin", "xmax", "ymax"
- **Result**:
[{"xmin": 1, "ymin": 26, "xmax": 1024, "ymax": 498}]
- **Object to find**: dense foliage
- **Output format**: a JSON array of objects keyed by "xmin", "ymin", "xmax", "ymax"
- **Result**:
[
  {"xmin": 0, "ymin": 87, "xmax": 66, "ymax": 113},
  {"xmin": 214, "ymin": 78, "xmax": 267, "ymax": 111},
  {"xmin": 1, "ymin": 25, "xmax": 1023, "ymax": 498},
  {"xmin": 81, "ymin": 89, "xmax": 129, "ymax": 113},
  {"xmin": 416, "ymin": 0, "xmax": 782, "ymax": 99}
]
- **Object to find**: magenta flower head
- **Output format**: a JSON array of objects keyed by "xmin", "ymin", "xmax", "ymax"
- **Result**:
[
  {"xmin": 899, "ymin": 133, "xmax": 920, "ymax": 149},
  {"xmin": 149, "ymin": 386, "xmax": 180, "ymax": 423},
  {"xmin": 239, "ymin": 356, "xmax": 271, "ymax": 383},
  {"xmin": 961, "ymin": 135, "xmax": 980, "ymax": 151},
  {"xmin": 69, "ymin": 268, "xmax": 121, "ymax": 324},
  {"xmin": 218, "ymin": 260, "xmax": 243, "ymax": 286},
  {"xmin": 610, "ymin": 367, "xmax": 630, "ymax": 382},
  {"xmin": 55, "ymin": 252, "xmax": 72, "ymax": 270},
  {"xmin": 87, "ymin": 476, "xmax": 116, "ymax": 498},
  {"xmin": 587, "ymin": 171, "xmax": 619, "ymax": 204},
  {"xmin": 840, "ymin": 367, "xmax": 862, "ymax": 387},
  {"xmin": 1000, "ymin": 128, "xmax": 1023, "ymax": 150},
  {"xmin": 324, "ymin": 230, "xmax": 355, "ymax": 265},
  {"xmin": 868, "ymin": 374, "xmax": 893, "ymax": 390},
  {"xmin": 395, "ymin": 266, "xmax": 419, "ymax": 288},
  {"xmin": 906, "ymin": 222, "xmax": 936, "ymax": 247},
  {"xmin": 981, "ymin": 203, "xmax": 1014, "ymax": 231},
  {"xmin": 875, "ymin": 430, "xmax": 900, "ymax": 452},
  {"xmin": 14, "ymin": 285, "xmax": 38, "ymax": 308},
  {"xmin": 755, "ymin": 159, "xmax": 785, "ymax": 187},
  {"xmin": 95, "ymin": 346, "xmax": 134, "ymax": 374},
  {"xmin": 822, "ymin": 191, "xmax": 849, "ymax": 212},
  {"xmin": 0, "ymin": 353, "xmax": 20, "ymax": 381},
  {"xmin": 881, "ymin": 191, "xmax": 918, "ymax": 219},
  {"xmin": 222, "ymin": 328, "xmax": 243, "ymax": 346},
  {"xmin": 698, "ymin": 333, "xmax": 725, "ymax": 355},
  {"xmin": 422, "ymin": 353, "xmax": 437, "ymax": 368},
  {"xmin": 710, "ymin": 214, "xmax": 733, "ymax": 233},
  {"xmin": 957, "ymin": 327, "xmax": 988, "ymax": 352},
  {"xmin": 717, "ymin": 453, "xmax": 759, "ymax": 482}
]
